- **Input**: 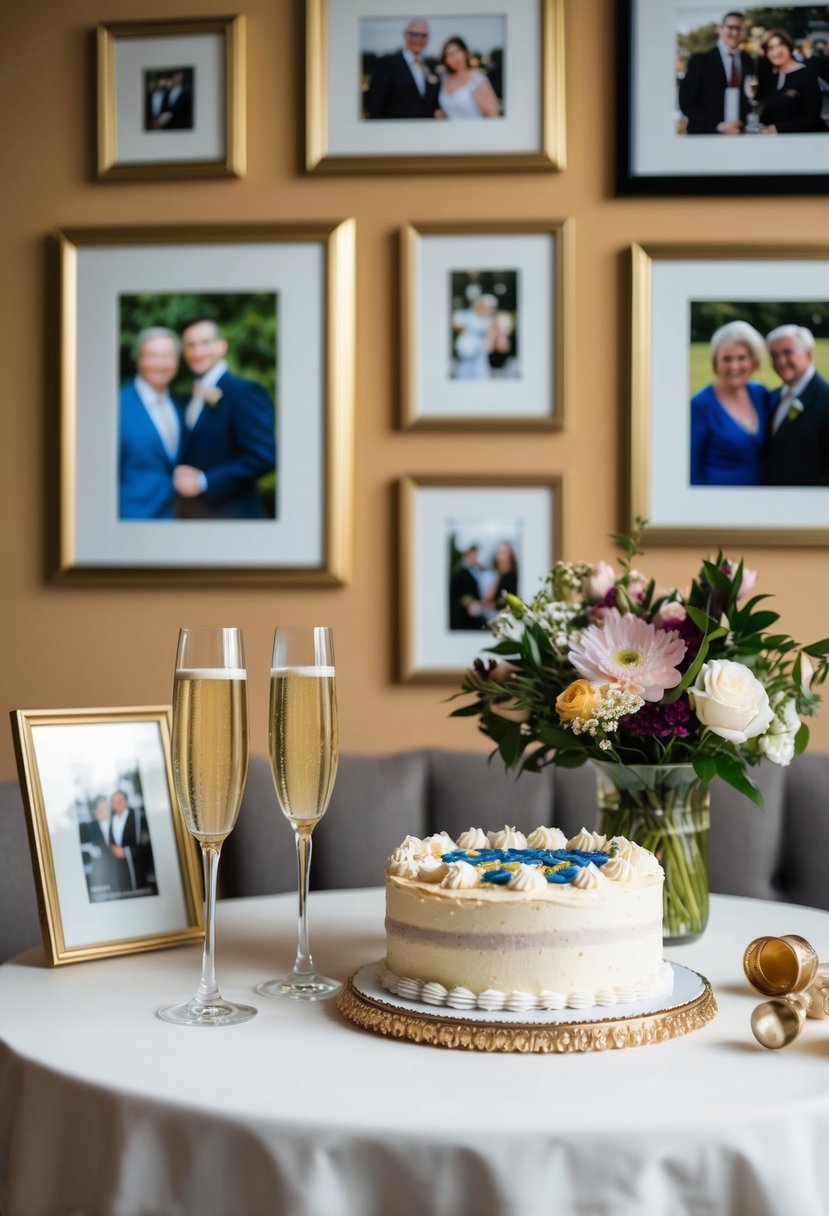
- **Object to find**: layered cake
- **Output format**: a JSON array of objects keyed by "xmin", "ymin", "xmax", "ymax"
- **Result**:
[{"xmin": 382, "ymin": 825, "xmax": 671, "ymax": 1012}]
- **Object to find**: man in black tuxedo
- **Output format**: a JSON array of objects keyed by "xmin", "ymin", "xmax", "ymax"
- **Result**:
[
  {"xmin": 158, "ymin": 71, "xmax": 193, "ymax": 130},
  {"xmin": 764, "ymin": 325, "xmax": 829, "ymax": 486},
  {"xmin": 679, "ymin": 12, "xmax": 756, "ymax": 134},
  {"xmin": 107, "ymin": 790, "xmax": 157, "ymax": 896},
  {"xmin": 450, "ymin": 544, "xmax": 486, "ymax": 631},
  {"xmin": 365, "ymin": 18, "xmax": 440, "ymax": 119}
]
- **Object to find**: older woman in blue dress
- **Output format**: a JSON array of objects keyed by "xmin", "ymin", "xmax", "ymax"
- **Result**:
[
  {"xmin": 435, "ymin": 37, "xmax": 500, "ymax": 119},
  {"xmin": 691, "ymin": 321, "xmax": 771, "ymax": 486}
]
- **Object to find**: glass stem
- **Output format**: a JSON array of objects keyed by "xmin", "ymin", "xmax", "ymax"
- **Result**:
[
  {"xmin": 196, "ymin": 844, "xmax": 222, "ymax": 1005},
  {"xmin": 292, "ymin": 829, "xmax": 315, "ymax": 978}
]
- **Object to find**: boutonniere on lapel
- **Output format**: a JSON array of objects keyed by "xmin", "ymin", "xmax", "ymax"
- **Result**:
[
  {"xmin": 787, "ymin": 398, "xmax": 804, "ymax": 423},
  {"xmin": 193, "ymin": 385, "xmax": 223, "ymax": 407},
  {"xmin": 426, "ymin": 72, "xmax": 439, "ymax": 85}
]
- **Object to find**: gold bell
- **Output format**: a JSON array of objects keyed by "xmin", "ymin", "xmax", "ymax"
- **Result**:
[{"xmin": 744, "ymin": 935, "xmax": 829, "ymax": 1049}]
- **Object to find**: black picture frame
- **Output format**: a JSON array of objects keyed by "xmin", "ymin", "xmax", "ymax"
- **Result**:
[{"xmin": 616, "ymin": 0, "xmax": 829, "ymax": 197}]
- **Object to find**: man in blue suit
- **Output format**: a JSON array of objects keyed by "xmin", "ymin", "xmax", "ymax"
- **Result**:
[
  {"xmin": 174, "ymin": 318, "xmax": 276, "ymax": 519},
  {"xmin": 679, "ymin": 12, "xmax": 756, "ymax": 134},
  {"xmin": 119, "ymin": 327, "xmax": 184, "ymax": 519},
  {"xmin": 764, "ymin": 325, "xmax": 829, "ymax": 486}
]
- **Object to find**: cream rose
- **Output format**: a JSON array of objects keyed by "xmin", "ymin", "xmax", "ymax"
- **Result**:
[
  {"xmin": 556, "ymin": 678, "xmax": 602, "ymax": 723},
  {"xmin": 689, "ymin": 659, "xmax": 774, "ymax": 744}
]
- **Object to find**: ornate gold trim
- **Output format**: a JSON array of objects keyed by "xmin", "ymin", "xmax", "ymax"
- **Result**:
[
  {"xmin": 337, "ymin": 973, "xmax": 717, "ymax": 1052},
  {"xmin": 399, "ymin": 221, "xmax": 570, "ymax": 431},
  {"xmin": 96, "ymin": 16, "xmax": 246, "ymax": 181},
  {"xmin": 306, "ymin": 0, "xmax": 565, "ymax": 175}
]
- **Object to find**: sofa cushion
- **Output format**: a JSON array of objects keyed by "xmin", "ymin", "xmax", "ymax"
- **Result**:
[{"xmin": 426, "ymin": 748, "xmax": 556, "ymax": 840}]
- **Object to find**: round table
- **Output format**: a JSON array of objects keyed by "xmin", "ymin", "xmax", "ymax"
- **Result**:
[{"xmin": 2, "ymin": 891, "xmax": 829, "ymax": 1216}]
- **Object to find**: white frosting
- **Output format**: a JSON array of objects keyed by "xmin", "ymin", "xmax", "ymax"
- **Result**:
[
  {"xmin": 477, "ymin": 989, "xmax": 506, "ymax": 1012},
  {"xmin": 447, "ymin": 987, "xmax": 477, "ymax": 1010},
  {"xmin": 507, "ymin": 863, "xmax": 548, "ymax": 893},
  {"xmin": 526, "ymin": 826, "xmax": 568, "ymax": 850},
  {"xmin": 399, "ymin": 834, "xmax": 425, "ymax": 856},
  {"xmin": 396, "ymin": 976, "xmax": 422, "ymax": 1001},
  {"xmin": 504, "ymin": 991, "xmax": 535, "ymax": 1013},
  {"xmin": 456, "ymin": 827, "xmax": 489, "ymax": 850},
  {"xmin": 421, "ymin": 832, "xmax": 457, "ymax": 857},
  {"xmin": 417, "ymin": 856, "xmax": 449, "ymax": 883},
  {"xmin": 386, "ymin": 853, "xmax": 421, "ymax": 879},
  {"xmin": 538, "ymin": 990, "xmax": 567, "ymax": 1011},
  {"xmin": 601, "ymin": 856, "xmax": 634, "ymax": 883},
  {"xmin": 571, "ymin": 862, "xmax": 608, "ymax": 890},
  {"xmin": 488, "ymin": 825, "xmax": 528, "ymax": 850},
  {"xmin": 440, "ymin": 861, "xmax": 481, "ymax": 890},
  {"xmin": 567, "ymin": 827, "xmax": 607, "ymax": 852},
  {"xmin": 421, "ymin": 981, "xmax": 449, "ymax": 1005}
]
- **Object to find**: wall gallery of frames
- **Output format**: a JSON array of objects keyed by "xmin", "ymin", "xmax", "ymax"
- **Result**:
[{"xmin": 3, "ymin": 0, "xmax": 829, "ymax": 777}]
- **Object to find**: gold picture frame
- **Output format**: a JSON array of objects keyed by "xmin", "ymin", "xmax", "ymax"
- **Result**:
[
  {"xmin": 398, "ymin": 473, "xmax": 562, "ymax": 682},
  {"xmin": 629, "ymin": 242, "xmax": 829, "ymax": 546},
  {"xmin": 400, "ymin": 220, "xmax": 570, "ymax": 430},
  {"xmin": 306, "ymin": 0, "xmax": 565, "ymax": 174},
  {"xmin": 97, "ymin": 15, "xmax": 245, "ymax": 180},
  {"xmin": 55, "ymin": 220, "xmax": 355, "ymax": 584},
  {"xmin": 10, "ymin": 707, "xmax": 204, "ymax": 967}
]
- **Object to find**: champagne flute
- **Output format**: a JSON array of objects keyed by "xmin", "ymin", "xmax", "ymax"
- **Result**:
[
  {"xmin": 158, "ymin": 627, "xmax": 257, "ymax": 1027},
  {"xmin": 257, "ymin": 626, "xmax": 341, "ymax": 1001},
  {"xmin": 744, "ymin": 75, "xmax": 760, "ymax": 132}
]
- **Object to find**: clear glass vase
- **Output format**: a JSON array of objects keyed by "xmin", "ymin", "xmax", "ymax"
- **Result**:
[{"xmin": 592, "ymin": 762, "xmax": 710, "ymax": 945}]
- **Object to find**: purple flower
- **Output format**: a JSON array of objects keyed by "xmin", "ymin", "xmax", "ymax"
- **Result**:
[{"xmin": 621, "ymin": 695, "xmax": 694, "ymax": 739}]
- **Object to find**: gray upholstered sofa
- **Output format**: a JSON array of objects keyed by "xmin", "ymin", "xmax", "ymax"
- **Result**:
[{"xmin": 2, "ymin": 749, "xmax": 828, "ymax": 964}]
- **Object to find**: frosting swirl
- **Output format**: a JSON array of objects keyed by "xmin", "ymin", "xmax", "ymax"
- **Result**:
[
  {"xmin": 571, "ymin": 861, "xmax": 608, "ymax": 890},
  {"xmin": 421, "ymin": 831, "xmax": 457, "ymax": 857},
  {"xmin": 526, "ymin": 826, "xmax": 568, "ymax": 850},
  {"xmin": 567, "ymin": 827, "xmax": 607, "ymax": 852},
  {"xmin": 456, "ymin": 827, "xmax": 489, "ymax": 850},
  {"xmin": 507, "ymin": 863, "xmax": 548, "ymax": 892},
  {"xmin": 417, "ymin": 856, "xmax": 449, "ymax": 883},
  {"xmin": 441, "ymin": 861, "xmax": 481, "ymax": 890},
  {"xmin": 488, "ymin": 825, "xmax": 528, "ymax": 850},
  {"xmin": 601, "ymin": 856, "xmax": 634, "ymax": 883}
]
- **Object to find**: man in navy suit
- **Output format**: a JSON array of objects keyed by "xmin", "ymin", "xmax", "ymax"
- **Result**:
[
  {"xmin": 764, "ymin": 325, "xmax": 829, "ymax": 486},
  {"xmin": 119, "ymin": 327, "xmax": 183, "ymax": 519},
  {"xmin": 679, "ymin": 12, "xmax": 757, "ymax": 134},
  {"xmin": 174, "ymin": 317, "xmax": 276, "ymax": 519},
  {"xmin": 365, "ymin": 18, "xmax": 440, "ymax": 119}
]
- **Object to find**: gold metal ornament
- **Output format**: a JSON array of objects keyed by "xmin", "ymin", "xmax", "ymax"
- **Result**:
[{"xmin": 744, "ymin": 935, "xmax": 829, "ymax": 1049}]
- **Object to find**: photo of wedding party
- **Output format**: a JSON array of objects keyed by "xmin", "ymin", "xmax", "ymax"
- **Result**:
[
  {"xmin": 689, "ymin": 299, "xmax": 829, "ymax": 486},
  {"xmin": 78, "ymin": 785, "xmax": 158, "ymax": 905},
  {"xmin": 143, "ymin": 66, "xmax": 195, "ymax": 132},
  {"xmin": 446, "ymin": 519, "xmax": 522, "ymax": 631},
  {"xmin": 359, "ymin": 14, "xmax": 505, "ymax": 120},
  {"xmin": 450, "ymin": 270, "xmax": 519, "ymax": 381},
  {"xmin": 675, "ymin": 6, "xmax": 829, "ymax": 136},
  {"xmin": 118, "ymin": 292, "xmax": 277, "ymax": 522}
]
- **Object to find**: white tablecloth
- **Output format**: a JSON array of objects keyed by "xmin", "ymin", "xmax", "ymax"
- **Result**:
[{"xmin": 1, "ymin": 890, "xmax": 829, "ymax": 1216}]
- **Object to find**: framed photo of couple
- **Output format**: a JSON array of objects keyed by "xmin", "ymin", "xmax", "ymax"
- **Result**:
[
  {"xmin": 96, "ymin": 16, "xmax": 246, "ymax": 180},
  {"xmin": 400, "ymin": 221, "xmax": 569, "ymax": 429},
  {"xmin": 10, "ymin": 707, "xmax": 203, "ymax": 966},
  {"xmin": 629, "ymin": 242, "xmax": 829, "ymax": 545},
  {"xmin": 398, "ymin": 475, "xmax": 562, "ymax": 681},
  {"xmin": 618, "ymin": 0, "xmax": 829, "ymax": 195},
  {"xmin": 306, "ymin": 0, "xmax": 565, "ymax": 173},
  {"xmin": 55, "ymin": 222, "xmax": 355, "ymax": 584}
]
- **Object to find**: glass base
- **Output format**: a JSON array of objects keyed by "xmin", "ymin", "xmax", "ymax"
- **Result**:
[
  {"xmin": 157, "ymin": 997, "xmax": 258, "ymax": 1026},
  {"xmin": 256, "ymin": 973, "xmax": 342, "ymax": 1002}
]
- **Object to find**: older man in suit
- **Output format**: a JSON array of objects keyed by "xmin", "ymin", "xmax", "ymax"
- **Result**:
[
  {"xmin": 679, "ymin": 12, "xmax": 757, "ymax": 134},
  {"xmin": 108, "ymin": 790, "xmax": 157, "ymax": 896},
  {"xmin": 174, "ymin": 317, "xmax": 276, "ymax": 519},
  {"xmin": 119, "ymin": 327, "xmax": 183, "ymax": 519},
  {"xmin": 365, "ymin": 18, "xmax": 440, "ymax": 119},
  {"xmin": 764, "ymin": 325, "xmax": 829, "ymax": 486}
]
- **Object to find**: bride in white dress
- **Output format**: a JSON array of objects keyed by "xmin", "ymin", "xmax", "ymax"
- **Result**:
[{"xmin": 436, "ymin": 37, "xmax": 501, "ymax": 120}]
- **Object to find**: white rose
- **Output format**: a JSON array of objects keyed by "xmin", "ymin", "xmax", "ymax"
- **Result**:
[{"xmin": 689, "ymin": 659, "xmax": 774, "ymax": 744}]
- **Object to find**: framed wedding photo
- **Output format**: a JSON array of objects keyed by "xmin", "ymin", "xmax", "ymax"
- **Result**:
[
  {"xmin": 55, "ymin": 221, "xmax": 355, "ymax": 584},
  {"xmin": 628, "ymin": 242, "xmax": 829, "ymax": 546},
  {"xmin": 306, "ymin": 0, "xmax": 565, "ymax": 173},
  {"xmin": 400, "ymin": 221, "xmax": 569, "ymax": 429},
  {"xmin": 10, "ymin": 707, "xmax": 203, "ymax": 966},
  {"xmin": 398, "ymin": 475, "xmax": 561, "ymax": 681},
  {"xmin": 617, "ymin": 0, "xmax": 829, "ymax": 195},
  {"xmin": 96, "ymin": 16, "xmax": 245, "ymax": 180}
]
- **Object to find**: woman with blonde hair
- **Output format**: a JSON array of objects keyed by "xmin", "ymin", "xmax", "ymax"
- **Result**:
[{"xmin": 690, "ymin": 320, "xmax": 771, "ymax": 486}]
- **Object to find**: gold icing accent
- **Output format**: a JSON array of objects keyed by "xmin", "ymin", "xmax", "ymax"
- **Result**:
[{"xmin": 337, "ymin": 973, "xmax": 717, "ymax": 1053}]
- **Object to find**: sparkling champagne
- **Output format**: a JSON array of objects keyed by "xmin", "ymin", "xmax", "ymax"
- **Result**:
[
  {"xmin": 269, "ymin": 667, "xmax": 338, "ymax": 832},
  {"xmin": 172, "ymin": 669, "xmax": 249, "ymax": 847}
]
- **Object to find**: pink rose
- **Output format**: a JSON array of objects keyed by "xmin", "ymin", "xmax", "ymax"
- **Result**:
[
  {"xmin": 581, "ymin": 561, "xmax": 616, "ymax": 603},
  {"xmin": 722, "ymin": 560, "xmax": 758, "ymax": 600},
  {"xmin": 653, "ymin": 601, "xmax": 687, "ymax": 629}
]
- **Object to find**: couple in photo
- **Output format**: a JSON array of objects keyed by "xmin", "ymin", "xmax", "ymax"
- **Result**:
[
  {"xmin": 691, "ymin": 322, "xmax": 829, "ymax": 487},
  {"xmin": 679, "ymin": 10, "xmax": 828, "ymax": 135},
  {"xmin": 119, "ymin": 318, "xmax": 276, "ymax": 521},
  {"xmin": 449, "ymin": 540, "xmax": 518, "ymax": 631},
  {"xmin": 79, "ymin": 790, "xmax": 157, "ymax": 903},
  {"xmin": 365, "ymin": 18, "xmax": 501, "ymax": 121}
]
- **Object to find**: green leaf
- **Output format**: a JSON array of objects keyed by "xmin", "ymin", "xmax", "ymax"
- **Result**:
[
  {"xmin": 795, "ymin": 721, "xmax": 810, "ymax": 755},
  {"xmin": 738, "ymin": 611, "xmax": 780, "ymax": 636},
  {"xmin": 714, "ymin": 754, "xmax": 763, "ymax": 805},
  {"xmin": 803, "ymin": 639, "xmax": 829, "ymax": 657},
  {"xmin": 449, "ymin": 701, "xmax": 484, "ymax": 718},
  {"xmin": 693, "ymin": 756, "xmax": 717, "ymax": 782},
  {"xmin": 686, "ymin": 605, "xmax": 718, "ymax": 633},
  {"xmin": 536, "ymin": 725, "xmax": 576, "ymax": 749},
  {"xmin": 551, "ymin": 749, "xmax": 588, "ymax": 768},
  {"xmin": 702, "ymin": 560, "xmax": 731, "ymax": 593}
]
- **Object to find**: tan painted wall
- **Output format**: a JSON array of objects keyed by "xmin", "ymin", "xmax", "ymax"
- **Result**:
[{"xmin": 2, "ymin": 0, "xmax": 828, "ymax": 782}]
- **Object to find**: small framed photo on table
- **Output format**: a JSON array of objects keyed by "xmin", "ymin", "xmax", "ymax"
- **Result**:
[
  {"xmin": 400, "ymin": 221, "xmax": 569, "ymax": 429},
  {"xmin": 618, "ymin": 0, "xmax": 829, "ymax": 195},
  {"xmin": 628, "ymin": 242, "xmax": 829, "ymax": 546},
  {"xmin": 55, "ymin": 221, "xmax": 355, "ymax": 584},
  {"xmin": 10, "ymin": 707, "xmax": 204, "ymax": 966},
  {"xmin": 398, "ymin": 475, "xmax": 562, "ymax": 681},
  {"xmin": 306, "ymin": 0, "xmax": 565, "ymax": 173},
  {"xmin": 96, "ymin": 16, "xmax": 246, "ymax": 180}
]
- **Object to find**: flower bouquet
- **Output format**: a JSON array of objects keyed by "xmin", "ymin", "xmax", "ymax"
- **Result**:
[{"xmin": 451, "ymin": 522, "xmax": 829, "ymax": 941}]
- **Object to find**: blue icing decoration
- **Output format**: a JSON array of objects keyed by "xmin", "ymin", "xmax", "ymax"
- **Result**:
[
  {"xmin": 441, "ymin": 846, "xmax": 612, "ymax": 869},
  {"xmin": 481, "ymin": 869, "xmax": 512, "ymax": 885},
  {"xmin": 546, "ymin": 866, "xmax": 578, "ymax": 883}
]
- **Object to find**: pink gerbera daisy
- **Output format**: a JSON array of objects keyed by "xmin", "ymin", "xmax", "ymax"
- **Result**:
[{"xmin": 568, "ymin": 609, "xmax": 687, "ymax": 702}]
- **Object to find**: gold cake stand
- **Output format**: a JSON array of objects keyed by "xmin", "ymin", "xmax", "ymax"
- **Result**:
[{"xmin": 337, "ymin": 961, "xmax": 717, "ymax": 1053}]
